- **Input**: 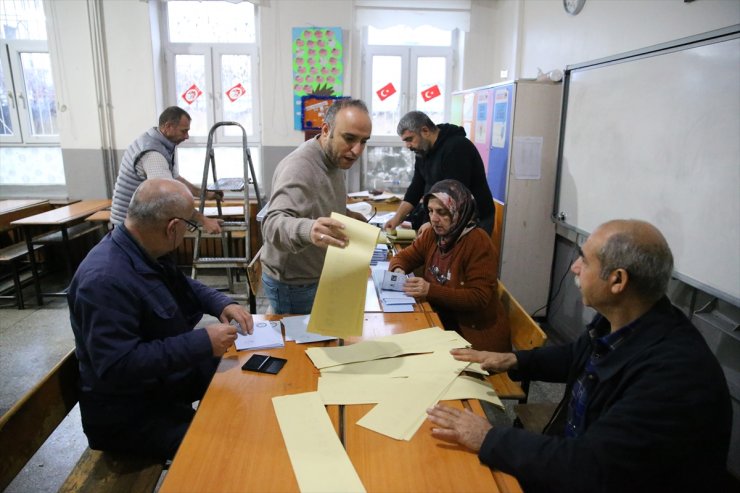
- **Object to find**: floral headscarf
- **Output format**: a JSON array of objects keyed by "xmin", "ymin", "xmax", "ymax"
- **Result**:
[{"xmin": 422, "ymin": 179, "xmax": 478, "ymax": 253}]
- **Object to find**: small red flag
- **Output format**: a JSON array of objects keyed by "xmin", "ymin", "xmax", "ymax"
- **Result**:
[
  {"xmin": 376, "ymin": 82, "xmax": 397, "ymax": 101},
  {"xmin": 421, "ymin": 84, "xmax": 441, "ymax": 102},
  {"xmin": 181, "ymin": 84, "xmax": 202, "ymax": 105},
  {"xmin": 226, "ymin": 83, "xmax": 246, "ymax": 102}
]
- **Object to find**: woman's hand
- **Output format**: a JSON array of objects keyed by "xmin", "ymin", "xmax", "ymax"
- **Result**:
[{"xmin": 403, "ymin": 277, "xmax": 430, "ymax": 298}]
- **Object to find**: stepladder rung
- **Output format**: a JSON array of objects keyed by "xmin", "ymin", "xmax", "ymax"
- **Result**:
[{"xmin": 193, "ymin": 258, "xmax": 249, "ymax": 268}]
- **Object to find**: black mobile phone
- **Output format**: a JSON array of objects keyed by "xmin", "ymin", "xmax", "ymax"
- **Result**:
[{"xmin": 241, "ymin": 354, "xmax": 286, "ymax": 374}]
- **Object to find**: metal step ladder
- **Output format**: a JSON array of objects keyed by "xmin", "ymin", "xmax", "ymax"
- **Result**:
[{"xmin": 191, "ymin": 122, "xmax": 264, "ymax": 313}]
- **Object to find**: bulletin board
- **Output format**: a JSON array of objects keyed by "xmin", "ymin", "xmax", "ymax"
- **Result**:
[{"xmin": 556, "ymin": 26, "xmax": 740, "ymax": 304}]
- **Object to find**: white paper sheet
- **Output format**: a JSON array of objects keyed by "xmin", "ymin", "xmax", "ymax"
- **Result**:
[{"xmin": 235, "ymin": 320, "xmax": 284, "ymax": 351}]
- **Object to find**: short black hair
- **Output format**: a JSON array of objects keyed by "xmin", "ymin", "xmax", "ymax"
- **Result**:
[
  {"xmin": 159, "ymin": 106, "xmax": 191, "ymax": 128},
  {"xmin": 397, "ymin": 111, "xmax": 436, "ymax": 136}
]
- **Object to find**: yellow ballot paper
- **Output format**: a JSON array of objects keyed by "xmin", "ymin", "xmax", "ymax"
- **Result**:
[{"xmin": 307, "ymin": 212, "xmax": 380, "ymax": 338}]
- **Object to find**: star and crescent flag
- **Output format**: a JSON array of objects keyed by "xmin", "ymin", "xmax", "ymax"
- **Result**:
[
  {"xmin": 421, "ymin": 84, "xmax": 441, "ymax": 102},
  {"xmin": 376, "ymin": 82, "xmax": 396, "ymax": 101}
]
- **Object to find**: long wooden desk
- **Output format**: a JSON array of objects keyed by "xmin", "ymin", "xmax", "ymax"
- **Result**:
[
  {"xmin": 11, "ymin": 199, "xmax": 111, "ymax": 304},
  {"xmin": 0, "ymin": 199, "xmax": 50, "ymax": 234},
  {"xmin": 160, "ymin": 312, "xmax": 519, "ymax": 493}
]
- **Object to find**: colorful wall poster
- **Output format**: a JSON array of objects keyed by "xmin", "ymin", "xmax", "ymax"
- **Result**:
[{"xmin": 292, "ymin": 27, "xmax": 344, "ymax": 130}]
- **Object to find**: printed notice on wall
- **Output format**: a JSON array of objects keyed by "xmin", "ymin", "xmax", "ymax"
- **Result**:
[
  {"xmin": 512, "ymin": 136, "xmax": 543, "ymax": 180},
  {"xmin": 474, "ymin": 92, "xmax": 489, "ymax": 144},
  {"xmin": 491, "ymin": 89, "xmax": 509, "ymax": 148}
]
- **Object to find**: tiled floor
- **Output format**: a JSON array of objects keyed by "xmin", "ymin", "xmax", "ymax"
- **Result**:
[{"xmin": 0, "ymin": 271, "xmax": 563, "ymax": 492}]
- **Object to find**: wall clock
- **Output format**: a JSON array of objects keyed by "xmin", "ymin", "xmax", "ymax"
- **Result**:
[{"xmin": 563, "ymin": 0, "xmax": 586, "ymax": 15}]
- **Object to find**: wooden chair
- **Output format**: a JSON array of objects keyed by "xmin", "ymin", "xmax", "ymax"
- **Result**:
[
  {"xmin": 0, "ymin": 350, "xmax": 165, "ymax": 492},
  {"xmin": 487, "ymin": 281, "xmax": 548, "ymax": 401},
  {"xmin": 489, "ymin": 281, "xmax": 561, "ymax": 432}
]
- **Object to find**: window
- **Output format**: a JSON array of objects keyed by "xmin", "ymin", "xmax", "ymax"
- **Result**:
[
  {"xmin": 0, "ymin": 0, "xmax": 64, "ymax": 186},
  {"xmin": 161, "ymin": 1, "xmax": 262, "ymax": 189},
  {"xmin": 362, "ymin": 24, "xmax": 455, "ymax": 192}
]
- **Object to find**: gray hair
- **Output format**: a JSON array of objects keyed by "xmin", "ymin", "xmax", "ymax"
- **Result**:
[
  {"xmin": 324, "ymin": 99, "xmax": 368, "ymax": 129},
  {"xmin": 127, "ymin": 182, "xmax": 191, "ymax": 225},
  {"xmin": 397, "ymin": 111, "xmax": 437, "ymax": 136},
  {"xmin": 159, "ymin": 106, "xmax": 191, "ymax": 128},
  {"xmin": 597, "ymin": 226, "xmax": 674, "ymax": 301}
]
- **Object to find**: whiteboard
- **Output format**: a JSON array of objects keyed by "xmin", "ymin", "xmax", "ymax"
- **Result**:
[{"xmin": 557, "ymin": 28, "xmax": 740, "ymax": 304}]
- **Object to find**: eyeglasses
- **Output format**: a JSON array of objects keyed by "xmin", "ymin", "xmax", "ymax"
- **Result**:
[{"xmin": 171, "ymin": 217, "xmax": 199, "ymax": 232}]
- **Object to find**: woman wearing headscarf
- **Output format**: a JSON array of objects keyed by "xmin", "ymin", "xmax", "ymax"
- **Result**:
[{"xmin": 388, "ymin": 179, "xmax": 509, "ymax": 352}]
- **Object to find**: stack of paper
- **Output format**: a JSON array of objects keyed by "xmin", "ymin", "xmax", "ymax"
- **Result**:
[
  {"xmin": 235, "ymin": 320, "xmax": 284, "ymax": 351},
  {"xmin": 370, "ymin": 262, "xmax": 414, "ymax": 312},
  {"xmin": 304, "ymin": 326, "xmax": 502, "ymax": 441}
]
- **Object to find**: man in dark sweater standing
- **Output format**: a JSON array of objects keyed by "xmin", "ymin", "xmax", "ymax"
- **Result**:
[{"xmin": 384, "ymin": 111, "xmax": 494, "ymax": 234}]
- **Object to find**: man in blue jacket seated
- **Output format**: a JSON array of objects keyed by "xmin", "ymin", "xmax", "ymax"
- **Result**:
[
  {"xmin": 426, "ymin": 219, "xmax": 732, "ymax": 493},
  {"xmin": 68, "ymin": 178, "xmax": 254, "ymax": 460}
]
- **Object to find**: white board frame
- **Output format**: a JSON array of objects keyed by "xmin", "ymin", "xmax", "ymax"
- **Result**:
[{"xmin": 555, "ymin": 26, "xmax": 740, "ymax": 305}]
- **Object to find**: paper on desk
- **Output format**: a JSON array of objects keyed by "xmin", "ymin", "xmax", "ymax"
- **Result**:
[
  {"xmin": 273, "ymin": 392, "xmax": 366, "ymax": 493},
  {"xmin": 443, "ymin": 374, "xmax": 504, "ymax": 409},
  {"xmin": 305, "ymin": 326, "xmax": 469, "ymax": 369},
  {"xmin": 346, "ymin": 201, "xmax": 373, "ymax": 219},
  {"xmin": 320, "ymin": 349, "xmax": 469, "ymax": 377},
  {"xmin": 318, "ymin": 367, "xmax": 502, "ymax": 408},
  {"xmin": 364, "ymin": 278, "xmax": 382, "ymax": 312},
  {"xmin": 357, "ymin": 353, "xmax": 467, "ymax": 440},
  {"xmin": 235, "ymin": 320, "xmax": 284, "ymax": 351},
  {"xmin": 369, "ymin": 212, "xmax": 395, "ymax": 228},
  {"xmin": 387, "ymin": 228, "xmax": 416, "ymax": 241},
  {"xmin": 281, "ymin": 315, "xmax": 338, "ymax": 344},
  {"xmin": 347, "ymin": 190, "xmax": 370, "ymax": 198},
  {"xmin": 370, "ymin": 263, "xmax": 414, "ymax": 312},
  {"xmin": 380, "ymin": 271, "xmax": 409, "ymax": 291},
  {"xmin": 307, "ymin": 212, "xmax": 380, "ymax": 338}
]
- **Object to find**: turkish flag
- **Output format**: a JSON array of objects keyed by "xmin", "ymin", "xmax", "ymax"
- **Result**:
[
  {"xmin": 226, "ymin": 83, "xmax": 246, "ymax": 102},
  {"xmin": 376, "ymin": 82, "xmax": 396, "ymax": 101},
  {"xmin": 421, "ymin": 84, "xmax": 441, "ymax": 102},
  {"xmin": 181, "ymin": 84, "xmax": 203, "ymax": 105}
]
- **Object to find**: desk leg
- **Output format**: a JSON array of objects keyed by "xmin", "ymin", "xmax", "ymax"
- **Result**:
[
  {"xmin": 61, "ymin": 226, "xmax": 73, "ymax": 278},
  {"xmin": 24, "ymin": 227, "xmax": 43, "ymax": 306}
]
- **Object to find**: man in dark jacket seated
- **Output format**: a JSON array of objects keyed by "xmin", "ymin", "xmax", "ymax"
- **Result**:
[
  {"xmin": 68, "ymin": 178, "xmax": 254, "ymax": 460},
  {"xmin": 426, "ymin": 219, "xmax": 732, "ymax": 493}
]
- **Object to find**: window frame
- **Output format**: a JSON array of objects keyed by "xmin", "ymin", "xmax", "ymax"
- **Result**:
[
  {"xmin": 159, "ymin": 1, "xmax": 261, "ymax": 148},
  {"xmin": 0, "ymin": 39, "xmax": 58, "ymax": 145},
  {"xmin": 361, "ymin": 27, "xmax": 456, "ymax": 190}
]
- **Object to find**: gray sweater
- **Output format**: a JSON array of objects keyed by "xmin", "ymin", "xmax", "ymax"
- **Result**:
[{"xmin": 261, "ymin": 137, "xmax": 347, "ymax": 284}]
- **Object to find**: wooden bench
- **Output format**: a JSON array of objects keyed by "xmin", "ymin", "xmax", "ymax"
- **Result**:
[
  {"xmin": 0, "ymin": 350, "xmax": 165, "ymax": 492},
  {"xmin": 0, "ymin": 242, "xmax": 44, "ymax": 309},
  {"xmin": 487, "ymin": 281, "xmax": 548, "ymax": 401}
]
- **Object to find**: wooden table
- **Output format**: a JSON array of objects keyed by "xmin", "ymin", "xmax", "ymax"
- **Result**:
[
  {"xmin": 0, "ymin": 199, "xmax": 50, "ymax": 233},
  {"xmin": 11, "ymin": 199, "xmax": 111, "ymax": 304},
  {"xmin": 160, "ymin": 312, "xmax": 519, "ymax": 493}
]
